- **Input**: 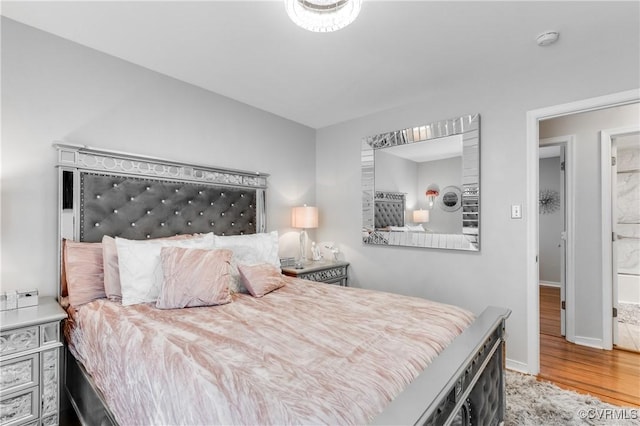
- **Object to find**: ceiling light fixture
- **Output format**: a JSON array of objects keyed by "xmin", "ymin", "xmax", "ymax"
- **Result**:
[{"xmin": 285, "ymin": 0, "xmax": 363, "ymax": 32}]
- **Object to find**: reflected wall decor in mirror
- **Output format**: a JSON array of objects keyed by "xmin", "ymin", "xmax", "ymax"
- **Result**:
[{"xmin": 362, "ymin": 114, "xmax": 480, "ymax": 251}]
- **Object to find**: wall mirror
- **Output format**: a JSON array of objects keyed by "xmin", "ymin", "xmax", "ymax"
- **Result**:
[{"xmin": 362, "ymin": 114, "xmax": 480, "ymax": 251}]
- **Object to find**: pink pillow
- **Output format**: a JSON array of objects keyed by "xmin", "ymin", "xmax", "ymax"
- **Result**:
[
  {"xmin": 156, "ymin": 247, "xmax": 233, "ymax": 309},
  {"xmin": 64, "ymin": 241, "xmax": 106, "ymax": 306},
  {"xmin": 237, "ymin": 263, "xmax": 286, "ymax": 297},
  {"xmin": 102, "ymin": 234, "xmax": 196, "ymax": 301}
]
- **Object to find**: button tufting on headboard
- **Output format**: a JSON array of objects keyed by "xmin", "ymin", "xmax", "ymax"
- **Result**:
[
  {"xmin": 373, "ymin": 191, "xmax": 406, "ymax": 228},
  {"xmin": 80, "ymin": 172, "xmax": 258, "ymax": 242}
]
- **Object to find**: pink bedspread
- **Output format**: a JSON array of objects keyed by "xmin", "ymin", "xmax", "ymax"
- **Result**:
[{"xmin": 68, "ymin": 278, "xmax": 474, "ymax": 425}]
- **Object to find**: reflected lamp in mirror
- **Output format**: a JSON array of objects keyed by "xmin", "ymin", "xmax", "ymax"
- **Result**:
[
  {"xmin": 291, "ymin": 205, "xmax": 318, "ymax": 262},
  {"xmin": 413, "ymin": 209, "xmax": 430, "ymax": 224}
]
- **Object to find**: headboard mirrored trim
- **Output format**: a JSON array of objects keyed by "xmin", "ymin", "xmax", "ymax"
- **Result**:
[
  {"xmin": 55, "ymin": 143, "xmax": 268, "ymax": 189},
  {"xmin": 55, "ymin": 143, "xmax": 269, "ymax": 299}
]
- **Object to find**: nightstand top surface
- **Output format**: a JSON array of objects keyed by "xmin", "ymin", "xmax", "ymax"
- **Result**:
[
  {"xmin": 281, "ymin": 260, "xmax": 349, "ymax": 274},
  {"xmin": 0, "ymin": 297, "xmax": 67, "ymax": 331}
]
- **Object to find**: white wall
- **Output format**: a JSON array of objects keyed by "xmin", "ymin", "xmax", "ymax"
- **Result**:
[
  {"xmin": 538, "ymin": 157, "xmax": 562, "ymax": 284},
  {"xmin": 539, "ymin": 104, "xmax": 640, "ymax": 341},
  {"xmin": 316, "ymin": 56, "xmax": 639, "ymax": 369},
  {"xmin": 0, "ymin": 18, "xmax": 316, "ymax": 295}
]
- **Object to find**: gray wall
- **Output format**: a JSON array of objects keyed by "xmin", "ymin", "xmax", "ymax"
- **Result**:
[
  {"xmin": 539, "ymin": 104, "xmax": 640, "ymax": 342},
  {"xmin": 373, "ymin": 152, "xmax": 462, "ymax": 233},
  {"xmin": 417, "ymin": 157, "xmax": 462, "ymax": 234},
  {"xmin": 315, "ymin": 56, "xmax": 639, "ymax": 369},
  {"xmin": 1, "ymin": 19, "xmax": 316, "ymax": 295},
  {"xmin": 538, "ymin": 157, "xmax": 563, "ymax": 284},
  {"xmin": 374, "ymin": 150, "xmax": 417, "ymax": 216},
  {"xmin": 2, "ymin": 7, "xmax": 639, "ymax": 371}
]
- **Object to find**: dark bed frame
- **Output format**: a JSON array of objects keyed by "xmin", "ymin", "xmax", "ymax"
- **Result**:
[{"xmin": 55, "ymin": 143, "xmax": 510, "ymax": 426}]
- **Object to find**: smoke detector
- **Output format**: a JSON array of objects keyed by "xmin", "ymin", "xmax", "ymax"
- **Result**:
[{"xmin": 536, "ymin": 31, "xmax": 560, "ymax": 46}]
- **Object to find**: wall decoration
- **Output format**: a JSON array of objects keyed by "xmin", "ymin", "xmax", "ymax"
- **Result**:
[
  {"xmin": 539, "ymin": 189, "xmax": 560, "ymax": 214},
  {"xmin": 439, "ymin": 186, "xmax": 462, "ymax": 212},
  {"xmin": 425, "ymin": 184, "xmax": 440, "ymax": 209}
]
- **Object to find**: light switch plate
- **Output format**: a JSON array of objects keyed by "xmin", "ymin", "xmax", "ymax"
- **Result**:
[{"xmin": 511, "ymin": 204, "xmax": 522, "ymax": 219}]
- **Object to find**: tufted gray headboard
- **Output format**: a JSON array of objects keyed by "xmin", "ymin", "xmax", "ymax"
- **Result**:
[
  {"xmin": 56, "ymin": 143, "xmax": 268, "ymax": 296},
  {"xmin": 374, "ymin": 191, "xmax": 406, "ymax": 228},
  {"xmin": 80, "ymin": 173, "xmax": 258, "ymax": 242}
]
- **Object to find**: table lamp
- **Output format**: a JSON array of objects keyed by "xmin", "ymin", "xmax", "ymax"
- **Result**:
[{"xmin": 291, "ymin": 205, "xmax": 318, "ymax": 262}]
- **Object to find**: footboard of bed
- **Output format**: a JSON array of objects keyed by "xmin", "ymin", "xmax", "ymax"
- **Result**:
[{"xmin": 371, "ymin": 306, "xmax": 511, "ymax": 426}]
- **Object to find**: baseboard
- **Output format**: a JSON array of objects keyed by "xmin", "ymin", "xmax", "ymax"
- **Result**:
[
  {"xmin": 505, "ymin": 359, "xmax": 530, "ymax": 374},
  {"xmin": 573, "ymin": 336, "xmax": 604, "ymax": 349},
  {"xmin": 539, "ymin": 281, "xmax": 561, "ymax": 288}
]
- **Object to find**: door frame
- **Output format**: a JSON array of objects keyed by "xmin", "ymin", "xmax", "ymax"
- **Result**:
[
  {"xmin": 601, "ymin": 125, "xmax": 640, "ymax": 350},
  {"xmin": 539, "ymin": 136, "xmax": 575, "ymax": 342},
  {"xmin": 525, "ymin": 88, "xmax": 639, "ymax": 375}
]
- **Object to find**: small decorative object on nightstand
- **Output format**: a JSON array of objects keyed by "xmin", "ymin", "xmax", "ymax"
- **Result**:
[
  {"xmin": 0, "ymin": 297, "xmax": 67, "ymax": 426},
  {"xmin": 282, "ymin": 260, "xmax": 349, "ymax": 287}
]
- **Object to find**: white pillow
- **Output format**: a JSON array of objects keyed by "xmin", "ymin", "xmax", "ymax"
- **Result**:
[
  {"xmin": 213, "ymin": 231, "xmax": 280, "ymax": 292},
  {"xmin": 116, "ymin": 233, "xmax": 214, "ymax": 306},
  {"xmin": 388, "ymin": 226, "xmax": 409, "ymax": 232}
]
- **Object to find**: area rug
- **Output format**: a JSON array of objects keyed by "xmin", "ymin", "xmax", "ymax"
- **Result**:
[{"xmin": 505, "ymin": 371, "xmax": 640, "ymax": 425}]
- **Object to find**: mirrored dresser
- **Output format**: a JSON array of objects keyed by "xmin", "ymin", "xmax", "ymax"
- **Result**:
[{"xmin": 1, "ymin": 298, "xmax": 67, "ymax": 426}]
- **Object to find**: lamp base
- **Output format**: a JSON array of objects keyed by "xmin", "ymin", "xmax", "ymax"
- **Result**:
[{"xmin": 299, "ymin": 229, "xmax": 308, "ymax": 263}]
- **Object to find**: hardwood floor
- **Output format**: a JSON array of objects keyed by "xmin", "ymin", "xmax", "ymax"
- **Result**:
[{"xmin": 538, "ymin": 285, "xmax": 640, "ymax": 407}]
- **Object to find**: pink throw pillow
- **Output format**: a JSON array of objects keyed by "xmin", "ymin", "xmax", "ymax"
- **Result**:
[
  {"xmin": 64, "ymin": 240, "xmax": 106, "ymax": 306},
  {"xmin": 237, "ymin": 263, "xmax": 286, "ymax": 297},
  {"xmin": 156, "ymin": 247, "xmax": 233, "ymax": 309}
]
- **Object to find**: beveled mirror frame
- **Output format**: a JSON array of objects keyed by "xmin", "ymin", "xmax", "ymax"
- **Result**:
[{"xmin": 362, "ymin": 113, "xmax": 480, "ymax": 251}]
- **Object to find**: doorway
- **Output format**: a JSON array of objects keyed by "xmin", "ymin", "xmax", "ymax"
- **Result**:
[{"xmin": 526, "ymin": 89, "xmax": 640, "ymax": 375}]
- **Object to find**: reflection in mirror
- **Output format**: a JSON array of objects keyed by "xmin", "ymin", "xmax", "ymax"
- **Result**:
[
  {"xmin": 362, "ymin": 114, "xmax": 480, "ymax": 251},
  {"xmin": 439, "ymin": 185, "xmax": 462, "ymax": 212},
  {"xmin": 61, "ymin": 170, "xmax": 75, "ymax": 240}
]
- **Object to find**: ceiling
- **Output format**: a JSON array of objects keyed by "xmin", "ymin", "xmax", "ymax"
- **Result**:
[
  {"xmin": 382, "ymin": 134, "xmax": 461, "ymax": 163},
  {"xmin": 2, "ymin": 1, "xmax": 639, "ymax": 129}
]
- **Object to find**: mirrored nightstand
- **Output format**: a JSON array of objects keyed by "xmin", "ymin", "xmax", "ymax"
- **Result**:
[
  {"xmin": 0, "ymin": 297, "xmax": 67, "ymax": 426},
  {"xmin": 281, "ymin": 260, "xmax": 349, "ymax": 286}
]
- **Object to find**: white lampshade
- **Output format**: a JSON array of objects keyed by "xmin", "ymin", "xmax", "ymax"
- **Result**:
[
  {"xmin": 292, "ymin": 205, "xmax": 319, "ymax": 229},
  {"xmin": 413, "ymin": 209, "xmax": 429, "ymax": 223}
]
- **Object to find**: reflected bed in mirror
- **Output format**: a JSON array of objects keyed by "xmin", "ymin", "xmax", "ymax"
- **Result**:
[{"xmin": 362, "ymin": 114, "xmax": 480, "ymax": 251}]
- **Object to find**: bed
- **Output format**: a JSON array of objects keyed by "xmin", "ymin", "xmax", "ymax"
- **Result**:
[
  {"xmin": 55, "ymin": 143, "xmax": 510, "ymax": 426},
  {"xmin": 365, "ymin": 191, "xmax": 476, "ymax": 250}
]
